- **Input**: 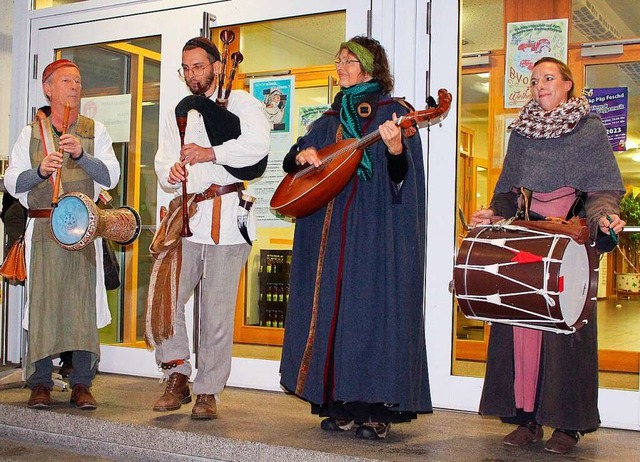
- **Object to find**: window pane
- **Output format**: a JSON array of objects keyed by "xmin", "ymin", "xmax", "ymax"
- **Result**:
[
  {"xmin": 586, "ymin": 62, "xmax": 640, "ymax": 391},
  {"xmin": 57, "ymin": 37, "xmax": 161, "ymax": 345},
  {"xmin": 33, "ymin": 0, "xmax": 87, "ymax": 10}
]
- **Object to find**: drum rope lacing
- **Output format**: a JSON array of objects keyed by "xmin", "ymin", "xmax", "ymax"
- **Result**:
[{"xmin": 455, "ymin": 225, "xmax": 565, "ymax": 321}]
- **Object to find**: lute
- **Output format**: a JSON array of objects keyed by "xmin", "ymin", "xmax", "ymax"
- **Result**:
[{"xmin": 270, "ymin": 88, "xmax": 452, "ymax": 218}]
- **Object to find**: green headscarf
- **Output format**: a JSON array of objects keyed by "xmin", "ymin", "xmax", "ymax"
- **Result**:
[{"xmin": 340, "ymin": 41, "xmax": 374, "ymax": 75}]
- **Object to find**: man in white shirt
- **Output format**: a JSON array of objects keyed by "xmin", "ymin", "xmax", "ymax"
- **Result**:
[{"xmin": 150, "ymin": 37, "xmax": 269, "ymax": 420}]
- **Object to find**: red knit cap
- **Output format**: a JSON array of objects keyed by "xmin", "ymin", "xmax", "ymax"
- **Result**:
[{"xmin": 42, "ymin": 59, "xmax": 79, "ymax": 83}]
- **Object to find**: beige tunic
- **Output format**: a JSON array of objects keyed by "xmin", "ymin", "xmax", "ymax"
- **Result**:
[{"xmin": 25, "ymin": 116, "xmax": 99, "ymax": 374}]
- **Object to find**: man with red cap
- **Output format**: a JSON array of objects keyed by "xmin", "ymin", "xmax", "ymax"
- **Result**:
[{"xmin": 4, "ymin": 59, "xmax": 120, "ymax": 410}]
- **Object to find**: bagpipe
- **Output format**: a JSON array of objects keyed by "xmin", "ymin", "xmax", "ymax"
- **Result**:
[{"xmin": 175, "ymin": 29, "xmax": 266, "ymax": 238}]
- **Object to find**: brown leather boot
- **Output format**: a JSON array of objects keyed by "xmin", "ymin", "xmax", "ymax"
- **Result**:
[
  {"xmin": 153, "ymin": 372, "xmax": 191, "ymax": 412},
  {"xmin": 191, "ymin": 394, "xmax": 217, "ymax": 420},
  {"xmin": 27, "ymin": 384, "xmax": 52, "ymax": 409},
  {"xmin": 70, "ymin": 384, "xmax": 97, "ymax": 410}
]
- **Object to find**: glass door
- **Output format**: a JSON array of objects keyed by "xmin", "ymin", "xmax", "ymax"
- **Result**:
[
  {"xmin": 30, "ymin": 0, "xmax": 371, "ymax": 389},
  {"xmin": 581, "ymin": 45, "xmax": 640, "ymax": 391},
  {"xmin": 565, "ymin": 45, "xmax": 640, "ymax": 428},
  {"xmin": 53, "ymin": 39, "xmax": 161, "ymax": 347}
]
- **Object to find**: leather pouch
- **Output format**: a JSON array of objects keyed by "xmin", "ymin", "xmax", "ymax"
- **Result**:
[{"xmin": 0, "ymin": 235, "xmax": 27, "ymax": 282}]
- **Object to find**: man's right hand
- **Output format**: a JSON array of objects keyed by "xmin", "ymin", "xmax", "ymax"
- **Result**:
[
  {"xmin": 40, "ymin": 151, "xmax": 64, "ymax": 177},
  {"xmin": 168, "ymin": 161, "xmax": 187, "ymax": 184}
]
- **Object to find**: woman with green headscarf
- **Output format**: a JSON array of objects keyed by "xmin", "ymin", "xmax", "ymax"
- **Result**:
[{"xmin": 280, "ymin": 36, "xmax": 431, "ymax": 440}]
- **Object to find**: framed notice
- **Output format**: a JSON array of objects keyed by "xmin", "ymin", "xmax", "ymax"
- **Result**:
[
  {"xmin": 585, "ymin": 87, "xmax": 628, "ymax": 152},
  {"xmin": 81, "ymin": 94, "xmax": 132, "ymax": 142},
  {"xmin": 250, "ymin": 76, "xmax": 294, "ymax": 133},
  {"xmin": 505, "ymin": 19, "xmax": 568, "ymax": 108}
]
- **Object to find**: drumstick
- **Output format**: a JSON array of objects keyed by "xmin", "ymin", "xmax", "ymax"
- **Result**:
[
  {"xmin": 51, "ymin": 102, "xmax": 71, "ymax": 207},
  {"xmin": 458, "ymin": 205, "xmax": 472, "ymax": 231},
  {"xmin": 606, "ymin": 215, "xmax": 619, "ymax": 245}
]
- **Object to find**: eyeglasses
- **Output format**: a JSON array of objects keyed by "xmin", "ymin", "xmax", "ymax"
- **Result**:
[
  {"xmin": 177, "ymin": 61, "xmax": 214, "ymax": 79},
  {"xmin": 334, "ymin": 59, "xmax": 361, "ymax": 67}
]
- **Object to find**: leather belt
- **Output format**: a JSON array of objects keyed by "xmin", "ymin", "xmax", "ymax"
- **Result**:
[
  {"xmin": 192, "ymin": 182, "xmax": 244, "ymax": 245},
  {"xmin": 27, "ymin": 208, "xmax": 53, "ymax": 218},
  {"xmin": 193, "ymin": 182, "xmax": 244, "ymax": 203}
]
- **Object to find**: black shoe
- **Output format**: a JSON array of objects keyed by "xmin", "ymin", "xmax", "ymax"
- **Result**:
[
  {"xmin": 320, "ymin": 417, "xmax": 356, "ymax": 432},
  {"xmin": 355, "ymin": 422, "xmax": 391, "ymax": 440},
  {"xmin": 58, "ymin": 362, "xmax": 73, "ymax": 378}
]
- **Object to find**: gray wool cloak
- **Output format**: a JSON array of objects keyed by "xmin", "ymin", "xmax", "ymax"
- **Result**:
[{"xmin": 479, "ymin": 113, "xmax": 624, "ymax": 432}]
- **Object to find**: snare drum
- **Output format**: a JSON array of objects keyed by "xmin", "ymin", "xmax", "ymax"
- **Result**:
[
  {"xmin": 453, "ymin": 224, "xmax": 598, "ymax": 334},
  {"xmin": 51, "ymin": 192, "xmax": 141, "ymax": 251}
]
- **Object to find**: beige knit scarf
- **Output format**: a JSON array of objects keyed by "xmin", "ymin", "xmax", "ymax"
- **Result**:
[{"xmin": 509, "ymin": 96, "xmax": 590, "ymax": 139}]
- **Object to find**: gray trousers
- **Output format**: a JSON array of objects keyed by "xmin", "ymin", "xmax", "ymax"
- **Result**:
[{"xmin": 155, "ymin": 239, "xmax": 251, "ymax": 395}]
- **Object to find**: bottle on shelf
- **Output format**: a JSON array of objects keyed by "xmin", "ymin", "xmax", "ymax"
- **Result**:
[
  {"xmin": 278, "ymin": 283, "xmax": 284, "ymax": 302},
  {"xmin": 266, "ymin": 283, "xmax": 272, "ymax": 302}
]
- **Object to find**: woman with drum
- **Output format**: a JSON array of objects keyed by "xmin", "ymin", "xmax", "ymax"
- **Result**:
[{"xmin": 470, "ymin": 57, "xmax": 625, "ymax": 454}]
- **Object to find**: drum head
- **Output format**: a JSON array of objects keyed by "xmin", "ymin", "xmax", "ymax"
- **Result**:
[
  {"xmin": 51, "ymin": 195, "xmax": 90, "ymax": 246},
  {"xmin": 558, "ymin": 239, "xmax": 590, "ymax": 327}
]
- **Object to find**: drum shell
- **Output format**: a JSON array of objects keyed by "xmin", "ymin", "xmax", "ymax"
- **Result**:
[
  {"xmin": 96, "ymin": 205, "xmax": 141, "ymax": 247},
  {"xmin": 453, "ymin": 225, "xmax": 597, "ymax": 334},
  {"xmin": 50, "ymin": 192, "xmax": 141, "ymax": 251}
]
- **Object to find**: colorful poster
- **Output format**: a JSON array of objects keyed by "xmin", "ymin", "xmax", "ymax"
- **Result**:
[
  {"xmin": 584, "ymin": 87, "xmax": 628, "ymax": 152},
  {"xmin": 298, "ymin": 105, "xmax": 330, "ymax": 137},
  {"xmin": 248, "ymin": 76, "xmax": 296, "ymax": 226},
  {"xmin": 250, "ymin": 76, "xmax": 294, "ymax": 133},
  {"xmin": 505, "ymin": 19, "xmax": 568, "ymax": 108}
]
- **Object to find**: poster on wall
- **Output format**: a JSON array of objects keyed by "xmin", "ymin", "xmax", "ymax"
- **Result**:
[
  {"xmin": 248, "ymin": 76, "xmax": 296, "ymax": 227},
  {"xmin": 584, "ymin": 87, "xmax": 628, "ymax": 152},
  {"xmin": 246, "ymin": 160, "xmax": 292, "ymax": 227},
  {"xmin": 250, "ymin": 76, "xmax": 294, "ymax": 133},
  {"xmin": 81, "ymin": 94, "xmax": 132, "ymax": 142},
  {"xmin": 504, "ymin": 19, "xmax": 568, "ymax": 109},
  {"xmin": 298, "ymin": 105, "xmax": 330, "ymax": 138}
]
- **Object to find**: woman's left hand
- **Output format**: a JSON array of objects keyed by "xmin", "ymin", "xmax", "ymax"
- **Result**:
[
  {"xmin": 599, "ymin": 214, "xmax": 625, "ymax": 236},
  {"xmin": 379, "ymin": 113, "xmax": 403, "ymax": 155}
]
